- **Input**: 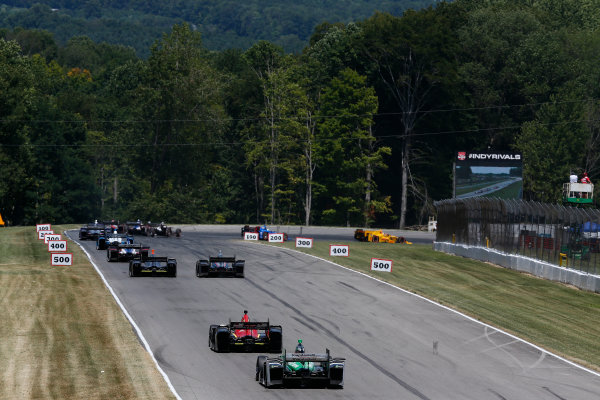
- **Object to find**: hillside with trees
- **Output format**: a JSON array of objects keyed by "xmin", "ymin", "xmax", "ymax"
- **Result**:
[
  {"xmin": 0, "ymin": 0, "xmax": 436, "ymax": 56},
  {"xmin": 1, "ymin": 0, "xmax": 599, "ymax": 228}
]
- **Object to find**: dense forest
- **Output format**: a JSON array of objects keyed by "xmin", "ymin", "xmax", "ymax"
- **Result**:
[
  {"xmin": 1, "ymin": 0, "xmax": 600, "ymax": 227},
  {"xmin": 0, "ymin": 0, "xmax": 436, "ymax": 55}
]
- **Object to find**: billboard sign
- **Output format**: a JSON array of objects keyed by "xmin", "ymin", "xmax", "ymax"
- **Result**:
[{"xmin": 454, "ymin": 151, "xmax": 523, "ymax": 199}]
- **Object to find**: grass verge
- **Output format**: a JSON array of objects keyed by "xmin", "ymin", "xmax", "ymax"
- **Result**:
[
  {"xmin": 268, "ymin": 240, "xmax": 600, "ymax": 371},
  {"xmin": 0, "ymin": 226, "xmax": 176, "ymax": 400}
]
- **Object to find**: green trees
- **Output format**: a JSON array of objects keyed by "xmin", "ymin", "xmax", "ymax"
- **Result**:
[
  {"xmin": 318, "ymin": 69, "xmax": 389, "ymax": 227},
  {"xmin": 4, "ymin": 1, "xmax": 600, "ymax": 226}
]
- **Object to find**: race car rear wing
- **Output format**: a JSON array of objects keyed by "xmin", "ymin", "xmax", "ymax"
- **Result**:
[
  {"xmin": 229, "ymin": 321, "xmax": 271, "ymax": 330},
  {"xmin": 209, "ymin": 256, "xmax": 239, "ymax": 263},
  {"xmin": 113, "ymin": 243, "xmax": 145, "ymax": 248},
  {"xmin": 284, "ymin": 349, "xmax": 345, "ymax": 363}
]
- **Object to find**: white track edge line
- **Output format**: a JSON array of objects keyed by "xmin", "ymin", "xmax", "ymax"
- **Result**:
[
  {"xmin": 265, "ymin": 242, "xmax": 600, "ymax": 378},
  {"xmin": 66, "ymin": 230, "xmax": 183, "ymax": 400}
]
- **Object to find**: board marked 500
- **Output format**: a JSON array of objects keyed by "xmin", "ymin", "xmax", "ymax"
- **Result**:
[
  {"xmin": 371, "ymin": 258, "xmax": 393, "ymax": 272},
  {"xmin": 51, "ymin": 253, "xmax": 73, "ymax": 266}
]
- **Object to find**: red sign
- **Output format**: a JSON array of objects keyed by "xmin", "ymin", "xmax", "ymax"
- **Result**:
[{"xmin": 457, "ymin": 151, "xmax": 466, "ymax": 161}]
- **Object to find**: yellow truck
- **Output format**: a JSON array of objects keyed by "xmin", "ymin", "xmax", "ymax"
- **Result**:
[{"xmin": 353, "ymin": 229, "xmax": 411, "ymax": 244}]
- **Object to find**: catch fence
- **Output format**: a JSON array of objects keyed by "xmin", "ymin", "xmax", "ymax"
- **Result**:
[{"xmin": 434, "ymin": 198, "xmax": 600, "ymax": 275}]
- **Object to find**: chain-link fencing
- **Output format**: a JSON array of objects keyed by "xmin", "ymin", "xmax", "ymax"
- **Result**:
[{"xmin": 434, "ymin": 198, "xmax": 600, "ymax": 275}]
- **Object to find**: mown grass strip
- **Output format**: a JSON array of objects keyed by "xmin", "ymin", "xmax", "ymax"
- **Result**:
[
  {"xmin": 268, "ymin": 240, "xmax": 600, "ymax": 371},
  {"xmin": 0, "ymin": 226, "xmax": 176, "ymax": 400}
]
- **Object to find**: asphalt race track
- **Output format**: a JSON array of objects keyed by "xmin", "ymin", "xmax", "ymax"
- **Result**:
[{"xmin": 72, "ymin": 226, "xmax": 600, "ymax": 400}]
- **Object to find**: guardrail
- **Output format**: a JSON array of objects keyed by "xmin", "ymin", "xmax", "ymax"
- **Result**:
[{"xmin": 434, "ymin": 198, "xmax": 600, "ymax": 276}]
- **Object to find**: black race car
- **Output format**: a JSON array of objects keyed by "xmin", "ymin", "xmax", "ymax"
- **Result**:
[
  {"xmin": 107, "ymin": 243, "xmax": 149, "ymax": 262},
  {"xmin": 79, "ymin": 222, "xmax": 106, "ymax": 240},
  {"xmin": 256, "ymin": 346, "xmax": 345, "ymax": 388},
  {"xmin": 196, "ymin": 255, "xmax": 244, "ymax": 278},
  {"xmin": 209, "ymin": 313, "xmax": 282, "ymax": 353},
  {"xmin": 128, "ymin": 256, "xmax": 177, "ymax": 277},
  {"xmin": 144, "ymin": 222, "xmax": 181, "ymax": 237}
]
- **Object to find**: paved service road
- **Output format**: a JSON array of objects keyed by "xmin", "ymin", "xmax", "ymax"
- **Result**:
[{"xmin": 72, "ymin": 226, "xmax": 600, "ymax": 400}]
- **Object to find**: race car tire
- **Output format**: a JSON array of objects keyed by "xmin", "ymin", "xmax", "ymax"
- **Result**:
[
  {"xmin": 256, "ymin": 356, "xmax": 267, "ymax": 381},
  {"xmin": 373, "ymin": 236, "xmax": 379, "ymax": 242},
  {"xmin": 208, "ymin": 325, "xmax": 218, "ymax": 349},
  {"xmin": 175, "ymin": 228, "xmax": 181, "ymax": 238},
  {"xmin": 129, "ymin": 264, "xmax": 134, "ymax": 277},
  {"xmin": 397, "ymin": 236, "xmax": 405, "ymax": 244}
]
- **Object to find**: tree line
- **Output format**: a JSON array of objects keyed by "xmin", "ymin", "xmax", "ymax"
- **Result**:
[
  {"xmin": 1, "ymin": 0, "xmax": 600, "ymax": 227},
  {"xmin": 0, "ymin": 0, "xmax": 435, "ymax": 55}
]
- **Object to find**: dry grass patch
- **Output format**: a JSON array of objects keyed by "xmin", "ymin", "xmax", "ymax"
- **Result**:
[{"xmin": 0, "ymin": 226, "xmax": 175, "ymax": 400}]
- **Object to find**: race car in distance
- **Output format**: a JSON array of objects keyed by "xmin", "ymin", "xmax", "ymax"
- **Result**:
[
  {"xmin": 96, "ymin": 232, "xmax": 133, "ymax": 250},
  {"xmin": 209, "ymin": 310, "xmax": 282, "ymax": 353},
  {"xmin": 79, "ymin": 221, "xmax": 106, "ymax": 240},
  {"xmin": 144, "ymin": 221, "xmax": 181, "ymax": 237},
  {"xmin": 196, "ymin": 254, "xmax": 244, "ymax": 278},
  {"xmin": 107, "ymin": 243, "xmax": 149, "ymax": 262},
  {"xmin": 101, "ymin": 220, "xmax": 123, "ymax": 233},
  {"xmin": 256, "ymin": 341, "xmax": 345, "ymax": 388},
  {"xmin": 241, "ymin": 224, "xmax": 288, "ymax": 241},
  {"xmin": 125, "ymin": 220, "xmax": 145, "ymax": 235},
  {"xmin": 354, "ymin": 229, "xmax": 411, "ymax": 244},
  {"xmin": 129, "ymin": 256, "xmax": 177, "ymax": 277}
]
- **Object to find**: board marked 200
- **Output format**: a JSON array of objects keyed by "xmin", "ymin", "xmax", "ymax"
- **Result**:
[
  {"xmin": 38, "ymin": 230, "xmax": 54, "ymax": 240},
  {"xmin": 268, "ymin": 233, "xmax": 284, "ymax": 243}
]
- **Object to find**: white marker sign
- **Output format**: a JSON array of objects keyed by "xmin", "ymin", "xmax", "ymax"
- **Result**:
[
  {"xmin": 48, "ymin": 240, "xmax": 68, "ymax": 252},
  {"xmin": 371, "ymin": 258, "xmax": 393, "ymax": 272},
  {"xmin": 295, "ymin": 237, "xmax": 313, "ymax": 248},
  {"xmin": 329, "ymin": 245, "xmax": 349, "ymax": 257},
  {"xmin": 44, "ymin": 234, "xmax": 62, "ymax": 244},
  {"xmin": 51, "ymin": 253, "xmax": 73, "ymax": 266},
  {"xmin": 268, "ymin": 233, "xmax": 284, "ymax": 243},
  {"xmin": 36, "ymin": 224, "xmax": 52, "ymax": 232},
  {"xmin": 38, "ymin": 230, "xmax": 54, "ymax": 240},
  {"xmin": 244, "ymin": 232, "xmax": 259, "ymax": 241}
]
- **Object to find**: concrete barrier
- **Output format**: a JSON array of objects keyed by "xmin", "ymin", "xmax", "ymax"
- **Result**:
[{"xmin": 433, "ymin": 242, "xmax": 600, "ymax": 293}]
